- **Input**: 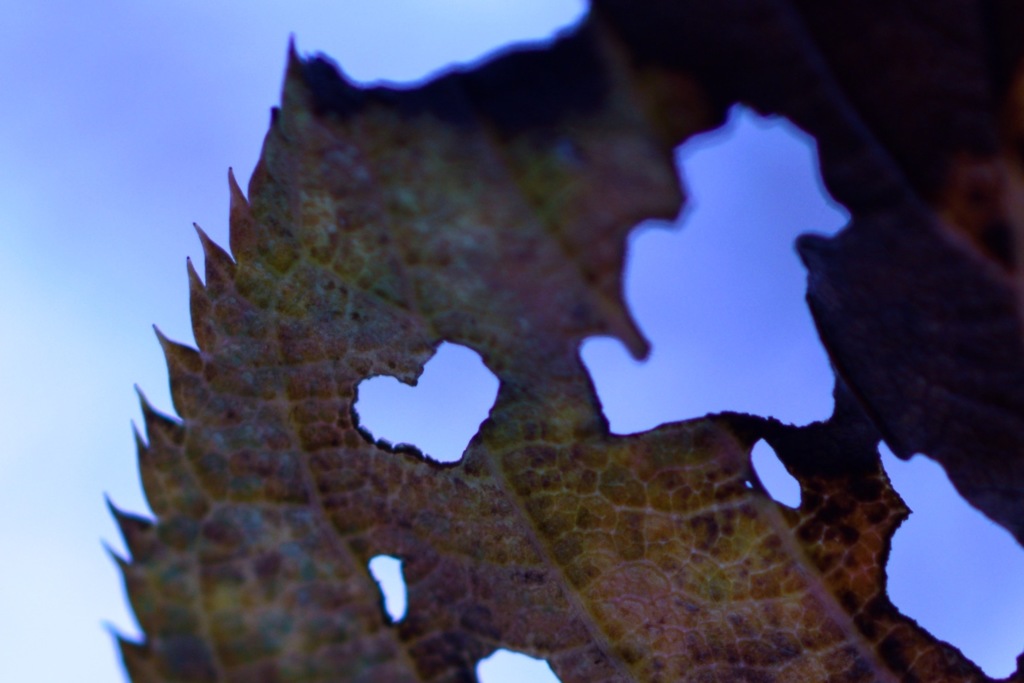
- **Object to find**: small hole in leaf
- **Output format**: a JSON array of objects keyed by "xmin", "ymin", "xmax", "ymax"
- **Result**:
[
  {"xmin": 355, "ymin": 342, "xmax": 499, "ymax": 463},
  {"xmin": 476, "ymin": 649, "xmax": 561, "ymax": 683},
  {"xmin": 750, "ymin": 439, "xmax": 800, "ymax": 507},
  {"xmin": 882, "ymin": 445, "xmax": 1024, "ymax": 678},
  {"xmin": 367, "ymin": 555, "xmax": 407, "ymax": 623},
  {"xmin": 581, "ymin": 106, "xmax": 848, "ymax": 434}
]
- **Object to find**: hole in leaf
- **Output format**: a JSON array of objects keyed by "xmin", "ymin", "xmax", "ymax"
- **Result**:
[
  {"xmin": 750, "ymin": 439, "xmax": 800, "ymax": 507},
  {"xmin": 882, "ymin": 445, "xmax": 1024, "ymax": 678},
  {"xmin": 581, "ymin": 106, "xmax": 848, "ymax": 434},
  {"xmin": 355, "ymin": 342, "xmax": 499, "ymax": 463},
  {"xmin": 476, "ymin": 649, "xmax": 561, "ymax": 683},
  {"xmin": 367, "ymin": 555, "xmax": 407, "ymax": 623}
]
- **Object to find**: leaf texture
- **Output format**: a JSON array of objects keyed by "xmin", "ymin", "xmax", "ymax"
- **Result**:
[
  {"xmin": 115, "ymin": 7, "xmax": 1024, "ymax": 683},
  {"xmin": 589, "ymin": 0, "xmax": 1024, "ymax": 545}
]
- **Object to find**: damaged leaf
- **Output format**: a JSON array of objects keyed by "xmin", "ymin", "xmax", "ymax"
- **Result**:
[
  {"xmin": 590, "ymin": 0, "xmax": 1024, "ymax": 546},
  {"xmin": 114, "ymin": 5, "xmax": 1024, "ymax": 682}
]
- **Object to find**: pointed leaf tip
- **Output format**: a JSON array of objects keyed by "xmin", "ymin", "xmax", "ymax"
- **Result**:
[
  {"xmin": 227, "ymin": 167, "xmax": 242, "ymax": 197},
  {"xmin": 131, "ymin": 421, "xmax": 146, "ymax": 450},
  {"xmin": 134, "ymin": 385, "xmax": 183, "ymax": 448},
  {"xmin": 107, "ymin": 498, "xmax": 155, "ymax": 561},
  {"xmin": 227, "ymin": 167, "xmax": 257, "ymax": 261},
  {"xmin": 187, "ymin": 258, "xmax": 216, "ymax": 353},
  {"xmin": 103, "ymin": 540, "xmax": 129, "ymax": 568},
  {"xmin": 134, "ymin": 384, "xmax": 175, "ymax": 423},
  {"xmin": 107, "ymin": 495, "xmax": 152, "ymax": 528},
  {"xmin": 192, "ymin": 222, "xmax": 235, "ymax": 271},
  {"xmin": 153, "ymin": 325, "xmax": 202, "ymax": 376},
  {"xmin": 191, "ymin": 225, "xmax": 235, "ymax": 305},
  {"xmin": 131, "ymin": 419, "xmax": 174, "ymax": 518},
  {"xmin": 151, "ymin": 324, "xmax": 167, "ymax": 346},
  {"xmin": 286, "ymin": 37, "xmax": 303, "ymax": 76},
  {"xmin": 191, "ymin": 222, "xmax": 211, "ymax": 246},
  {"xmin": 103, "ymin": 620, "xmax": 131, "ymax": 642},
  {"xmin": 116, "ymin": 633, "xmax": 157, "ymax": 682},
  {"xmin": 185, "ymin": 257, "xmax": 205, "ymax": 297}
]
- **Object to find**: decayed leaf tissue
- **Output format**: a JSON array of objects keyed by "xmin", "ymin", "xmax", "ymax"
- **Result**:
[{"xmin": 111, "ymin": 3, "xmax": 1024, "ymax": 681}]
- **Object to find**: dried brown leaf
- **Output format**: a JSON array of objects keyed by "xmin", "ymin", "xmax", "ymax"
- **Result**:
[
  {"xmin": 114, "ymin": 8, "xmax": 1024, "ymax": 683},
  {"xmin": 592, "ymin": 0, "xmax": 1024, "ymax": 546}
]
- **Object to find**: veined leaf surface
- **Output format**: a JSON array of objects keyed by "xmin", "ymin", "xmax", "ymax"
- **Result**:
[{"xmin": 114, "ymin": 8, "xmax": 1024, "ymax": 682}]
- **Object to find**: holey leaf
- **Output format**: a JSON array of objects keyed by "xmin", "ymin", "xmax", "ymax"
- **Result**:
[
  {"xmin": 111, "ymin": 8, "xmax": 1024, "ymax": 683},
  {"xmin": 589, "ymin": 0, "xmax": 1024, "ymax": 549}
]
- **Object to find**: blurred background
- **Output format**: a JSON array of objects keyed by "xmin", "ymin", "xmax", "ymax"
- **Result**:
[{"xmin": 1, "ymin": 1, "xmax": 1022, "ymax": 681}]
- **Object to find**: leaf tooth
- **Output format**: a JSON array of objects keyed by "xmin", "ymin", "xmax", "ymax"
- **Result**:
[
  {"xmin": 154, "ymin": 326, "xmax": 205, "ymax": 419},
  {"xmin": 108, "ymin": 545, "xmax": 161, "ymax": 644},
  {"xmin": 115, "ymin": 633, "xmax": 159, "ymax": 683},
  {"xmin": 103, "ymin": 540, "xmax": 129, "ymax": 569},
  {"xmin": 186, "ymin": 256, "xmax": 203, "ymax": 292},
  {"xmin": 134, "ymin": 423, "xmax": 172, "ymax": 518},
  {"xmin": 154, "ymin": 325, "xmax": 203, "ymax": 376},
  {"xmin": 187, "ymin": 257, "xmax": 216, "ymax": 353},
  {"xmin": 135, "ymin": 386, "xmax": 211, "ymax": 519},
  {"xmin": 107, "ymin": 497, "xmax": 157, "ymax": 562},
  {"xmin": 286, "ymin": 35, "xmax": 302, "ymax": 78},
  {"xmin": 133, "ymin": 420, "xmax": 148, "ymax": 455},
  {"xmin": 135, "ymin": 385, "xmax": 184, "ymax": 450},
  {"xmin": 193, "ymin": 222, "xmax": 236, "ymax": 290},
  {"xmin": 227, "ymin": 167, "xmax": 257, "ymax": 263}
]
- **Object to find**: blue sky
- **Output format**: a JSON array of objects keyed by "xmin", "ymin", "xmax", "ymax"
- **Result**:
[{"xmin": 1, "ymin": 2, "xmax": 1022, "ymax": 681}]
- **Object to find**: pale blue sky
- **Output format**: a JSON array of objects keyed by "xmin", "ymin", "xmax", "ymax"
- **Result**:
[{"xmin": 1, "ymin": 2, "xmax": 1021, "ymax": 681}]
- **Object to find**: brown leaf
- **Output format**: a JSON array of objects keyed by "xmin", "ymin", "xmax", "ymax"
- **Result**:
[
  {"xmin": 591, "ymin": 0, "xmax": 1024, "ymax": 546},
  {"xmin": 114, "ymin": 9, "xmax": 1024, "ymax": 683}
]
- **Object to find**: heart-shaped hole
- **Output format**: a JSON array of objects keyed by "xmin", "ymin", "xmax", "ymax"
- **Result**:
[{"xmin": 355, "ymin": 342, "xmax": 499, "ymax": 463}]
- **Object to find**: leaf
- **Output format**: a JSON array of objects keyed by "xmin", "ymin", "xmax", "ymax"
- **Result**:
[
  {"xmin": 591, "ymin": 0, "xmax": 1024, "ymax": 547},
  {"xmin": 113, "ymin": 9, "xmax": 1024, "ymax": 683}
]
